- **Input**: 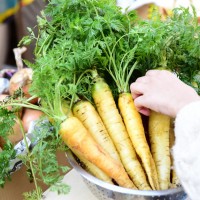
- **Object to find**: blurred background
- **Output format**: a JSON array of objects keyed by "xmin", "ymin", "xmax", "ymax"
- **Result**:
[
  {"xmin": 0, "ymin": 0, "xmax": 46, "ymax": 69},
  {"xmin": 0, "ymin": 0, "xmax": 200, "ymax": 70}
]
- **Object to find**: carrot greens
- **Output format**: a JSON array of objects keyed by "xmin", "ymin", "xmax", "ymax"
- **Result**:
[{"xmin": 132, "ymin": 7, "xmax": 200, "ymax": 92}]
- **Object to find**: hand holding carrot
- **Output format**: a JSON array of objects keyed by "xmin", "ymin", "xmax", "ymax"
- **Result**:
[{"xmin": 130, "ymin": 70, "xmax": 200, "ymax": 117}]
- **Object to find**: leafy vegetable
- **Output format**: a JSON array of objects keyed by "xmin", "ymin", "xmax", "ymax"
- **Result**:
[
  {"xmin": 21, "ymin": 0, "xmax": 138, "ymax": 104},
  {"xmin": 0, "ymin": 141, "xmax": 16, "ymax": 187},
  {"xmin": 131, "ymin": 7, "xmax": 200, "ymax": 92},
  {"xmin": 0, "ymin": 108, "xmax": 16, "ymax": 140},
  {"xmin": 0, "ymin": 104, "xmax": 18, "ymax": 187},
  {"xmin": 0, "ymin": 104, "xmax": 70, "ymax": 198}
]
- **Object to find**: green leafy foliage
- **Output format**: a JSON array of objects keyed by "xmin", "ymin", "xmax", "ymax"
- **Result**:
[
  {"xmin": 0, "ymin": 107, "xmax": 17, "ymax": 187},
  {"xmin": 131, "ymin": 7, "xmax": 200, "ymax": 90},
  {"xmin": 0, "ymin": 103, "xmax": 70, "ymax": 198},
  {"xmin": 0, "ymin": 108, "xmax": 16, "ymax": 139},
  {"xmin": 49, "ymin": 181, "xmax": 71, "ymax": 195},
  {"xmin": 23, "ymin": 187, "xmax": 43, "ymax": 200},
  {"xmin": 0, "ymin": 142, "xmax": 16, "ymax": 187},
  {"xmin": 21, "ymin": 0, "xmax": 138, "ymax": 104},
  {"xmin": 22, "ymin": 1, "xmax": 200, "ymax": 97},
  {"xmin": 19, "ymin": 119, "xmax": 70, "ymax": 199},
  {"xmin": 29, "ymin": 121, "xmax": 69, "ymax": 185}
]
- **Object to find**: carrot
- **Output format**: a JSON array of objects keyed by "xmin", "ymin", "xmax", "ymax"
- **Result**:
[
  {"xmin": 73, "ymin": 100, "xmax": 121, "ymax": 162},
  {"xmin": 169, "ymin": 118, "xmax": 180, "ymax": 188},
  {"xmin": 148, "ymin": 111, "xmax": 171, "ymax": 190},
  {"xmin": 72, "ymin": 148, "xmax": 114, "ymax": 184},
  {"xmin": 119, "ymin": 92, "xmax": 159, "ymax": 190},
  {"xmin": 92, "ymin": 76, "xmax": 151, "ymax": 190},
  {"xmin": 60, "ymin": 116, "xmax": 136, "ymax": 189}
]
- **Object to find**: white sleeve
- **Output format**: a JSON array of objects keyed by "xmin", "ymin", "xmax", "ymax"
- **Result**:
[{"xmin": 173, "ymin": 101, "xmax": 200, "ymax": 200}]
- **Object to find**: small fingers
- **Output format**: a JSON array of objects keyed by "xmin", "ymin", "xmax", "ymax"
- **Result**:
[
  {"xmin": 134, "ymin": 95, "xmax": 147, "ymax": 110},
  {"xmin": 130, "ymin": 82, "xmax": 147, "ymax": 99},
  {"xmin": 138, "ymin": 107, "xmax": 151, "ymax": 116},
  {"xmin": 134, "ymin": 95, "xmax": 151, "ymax": 116},
  {"xmin": 130, "ymin": 75, "xmax": 151, "ymax": 99}
]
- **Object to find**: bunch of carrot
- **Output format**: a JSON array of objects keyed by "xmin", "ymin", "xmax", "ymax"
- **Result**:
[
  {"xmin": 21, "ymin": 0, "xmax": 184, "ymax": 191},
  {"xmin": 12, "ymin": 0, "xmax": 199, "ymax": 193},
  {"xmin": 0, "ymin": 65, "xmax": 181, "ymax": 191},
  {"xmin": 56, "ymin": 69, "xmax": 179, "ymax": 191}
]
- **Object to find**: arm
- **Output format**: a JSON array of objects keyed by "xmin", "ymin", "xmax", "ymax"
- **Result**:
[{"xmin": 173, "ymin": 101, "xmax": 200, "ymax": 200}]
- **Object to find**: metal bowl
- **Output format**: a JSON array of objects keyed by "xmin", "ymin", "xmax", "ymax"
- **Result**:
[{"xmin": 66, "ymin": 150, "xmax": 187, "ymax": 200}]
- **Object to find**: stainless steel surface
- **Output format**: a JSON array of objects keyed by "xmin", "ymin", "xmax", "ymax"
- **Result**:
[{"xmin": 66, "ymin": 150, "xmax": 187, "ymax": 200}]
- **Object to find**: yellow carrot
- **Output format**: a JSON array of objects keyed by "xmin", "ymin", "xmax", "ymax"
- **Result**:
[
  {"xmin": 72, "ymin": 149, "xmax": 114, "ymax": 184},
  {"xmin": 60, "ymin": 116, "xmax": 136, "ymax": 189},
  {"xmin": 119, "ymin": 92, "xmax": 159, "ymax": 190},
  {"xmin": 92, "ymin": 77, "xmax": 151, "ymax": 190},
  {"xmin": 73, "ymin": 100, "xmax": 121, "ymax": 162},
  {"xmin": 149, "ymin": 111, "xmax": 171, "ymax": 190},
  {"xmin": 169, "ymin": 118, "xmax": 180, "ymax": 188}
]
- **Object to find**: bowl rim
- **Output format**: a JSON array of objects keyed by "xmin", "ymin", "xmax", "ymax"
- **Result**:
[{"xmin": 66, "ymin": 150, "xmax": 184, "ymax": 197}]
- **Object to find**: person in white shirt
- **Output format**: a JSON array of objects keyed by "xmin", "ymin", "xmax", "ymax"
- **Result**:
[{"xmin": 130, "ymin": 70, "xmax": 200, "ymax": 200}]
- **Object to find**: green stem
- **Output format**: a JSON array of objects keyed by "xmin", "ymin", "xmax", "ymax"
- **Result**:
[
  {"xmin": 92, "ymin": 3, "xmax": 118, "ymax": 77},
  {"xmin": 125, "ymin": 61, "xmax": 138, "ymax": 92},
  {"xmin": 1, "ymin": 102, "xmax": 50, "ymax": 117},
  {"xmin": 36, "ymin": 34, "xmax": 53, "ymax": 57},
  {"xmin": 18, "ymin": 118, "xmax": 41, "ymax": 200}
]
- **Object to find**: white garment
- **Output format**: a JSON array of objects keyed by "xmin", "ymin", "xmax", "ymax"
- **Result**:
[
  {"xmin": 116, "ymin": 0, "xmax": 200, "ymax": 16},
  {"xmin": 173, "ymin": 101, "xmax": 200, "ymax": 200},
  {"xmin": 116, "ymin": 0, "xmax": 174, "ymax": 12}
]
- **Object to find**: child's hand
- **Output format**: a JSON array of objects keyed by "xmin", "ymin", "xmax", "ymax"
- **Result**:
[{"xmin": 130, "ymin": 70, "xmax": 200, "ymax": 117}]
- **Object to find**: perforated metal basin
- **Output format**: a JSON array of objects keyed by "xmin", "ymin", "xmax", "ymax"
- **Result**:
[{"xmin": 66, "ymin": 150, "xmax": 187, "ymax": 200}]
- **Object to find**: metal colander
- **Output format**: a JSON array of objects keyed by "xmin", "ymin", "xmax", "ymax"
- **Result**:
[{"xmin": 66, "ymin": 150, "xmax": 187, "ymax": 200}]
